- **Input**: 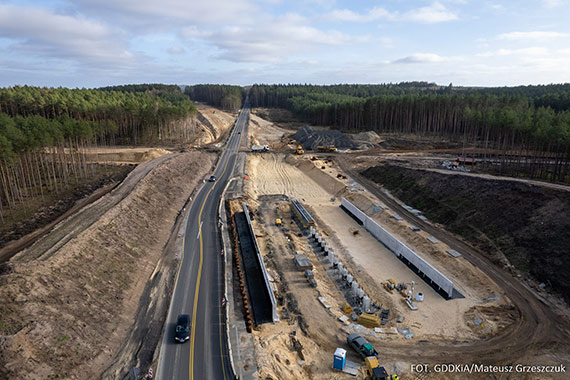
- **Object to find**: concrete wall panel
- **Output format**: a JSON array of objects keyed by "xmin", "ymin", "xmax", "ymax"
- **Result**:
[{"xmin": 341, "ymin": 198, "xmax": 454, "ymax": 297}]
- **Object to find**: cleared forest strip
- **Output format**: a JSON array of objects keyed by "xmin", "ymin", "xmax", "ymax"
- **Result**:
[
  {"xmin": 422, "ymin": 167, "xmax": 570, "ymax": 193},
  {"xmin": 0, "ymin": 182, "xmax": 116, "ymax": 263},
  {"xmin": 10, "ymin": 153, "xmax": 178, "ymax": 263}
]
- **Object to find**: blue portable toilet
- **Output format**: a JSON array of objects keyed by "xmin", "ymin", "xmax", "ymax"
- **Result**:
[{"xmin": 333, "ymin": 348, "xmax": 347, "ymax": 370}]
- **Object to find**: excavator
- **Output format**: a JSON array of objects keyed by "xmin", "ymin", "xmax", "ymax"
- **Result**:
[{"xmin": 296, "ymin": 145, "xmax": 304, "ymax": 155}]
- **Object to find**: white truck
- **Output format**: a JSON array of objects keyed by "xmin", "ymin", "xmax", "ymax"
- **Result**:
[{"xmin": 251, "ymin": 145, "xmax": 269, "ymax": 152}]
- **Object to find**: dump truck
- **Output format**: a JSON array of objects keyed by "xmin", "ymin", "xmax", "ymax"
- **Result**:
[
  {"xmin": 316, "ymin": 145, "xmax": 338, "ymax": 152},
  {"xmin": 365, "ymin": 356, "xmax": 389, "ymax": 380},
  {"xmin": 296, "ymin": 145, "xmax": 304, "ymax": 155},
  {"xmin": 251, "ymin": 144, "xmax": 269, "ymax": 152},
  {"xmin": 346, "ymin": 333, "xmax": 378, "ymax": 359}
]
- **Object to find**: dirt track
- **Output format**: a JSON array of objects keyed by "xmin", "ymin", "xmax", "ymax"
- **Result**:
[
  {"xmin": 337, "ymin": 159, "xmax": 570, "ymax": 375},
  {"xmin": 10, "ymin": 153, "xmax": 177, "ymax": 263}
]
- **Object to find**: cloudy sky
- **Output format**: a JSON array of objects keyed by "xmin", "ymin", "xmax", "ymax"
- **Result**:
[{"xmin": 0, "ymin": 0, "xmax": 569, "ymax": 87}]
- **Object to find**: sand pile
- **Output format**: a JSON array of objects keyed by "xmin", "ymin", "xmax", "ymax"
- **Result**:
[
  {"xmin": 141, "ymin": 148, "xmax": 171, "ymax": 161},
  {"xmin": 353, "ymin": 131, "xmax": 382, "ymax": 143}
]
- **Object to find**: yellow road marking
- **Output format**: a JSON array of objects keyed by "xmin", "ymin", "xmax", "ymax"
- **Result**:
[{"xmin": 189, "ymin": 120, "xmax": 239, "ymax": 380}]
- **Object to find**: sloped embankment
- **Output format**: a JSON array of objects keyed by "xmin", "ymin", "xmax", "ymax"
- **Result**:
[
  {"xmin": 361, "ymin": 165, "xmax": 570, "ymax": 303},
  {"xmin": 0, "ymin": 151, "xmax": 214, "ymax": 380},
  {"xmin": 194, "ymin": 104, "xmax": 236, "ymax": 145}
]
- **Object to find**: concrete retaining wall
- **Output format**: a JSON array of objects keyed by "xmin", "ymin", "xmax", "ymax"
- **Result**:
[
  {"xmin": 242, "ymin": 203, "xmax": 279, "ymax": 323},
  {"xmin": 341, "ymin": 197, "xmax": 454, "ymax": 297}
]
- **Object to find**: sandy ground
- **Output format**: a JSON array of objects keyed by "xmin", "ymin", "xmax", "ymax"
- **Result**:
[
  {"xmin": 240, "ymin": 151, "xmax": 525, "ymax": 379},
  {"xmin": 0, "ymin": 151, "xmax": 215, "ymax": 380},
  {"xmin": 245, "ymin": 153, "xmax": 508, "ymax": 341},
  {"xmin": 195, "ymin": 102, "xmax": 236, "ymax": 145},
  {"xmin": 248, "ymin": 114, "xmax": 289, "ymax": 149},
  {"xmin": 80, "ymin": 147, "xmax": 172, "ymax": 164},
  {"xmin": 240, "ymin": 115, "xmax": 569, "ymax": 379},
  {"xmin": 246, "ymin": 154, "xmax": 332, "ymax": 202},
  {"xmin": 57, "ymin": 105, "xmax": 235, "ymax": 166},
  {"xmin": 242, "ymin": 197, "xmax": 362, "ymax": 380}
]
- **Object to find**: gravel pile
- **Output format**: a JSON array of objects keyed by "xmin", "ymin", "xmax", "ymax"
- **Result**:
[{"xmin": 292, "ymin": 126, "xmax": 359, "ymax": 150}]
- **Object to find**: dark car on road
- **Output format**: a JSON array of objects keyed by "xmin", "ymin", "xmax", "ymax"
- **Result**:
[
  {"xmin": 209, "ymin": 175, "xmax": 216, "ymax": 182},
  {"xmin": 174, "ymin": 314, "xmax": 190, "ymax": 343}
]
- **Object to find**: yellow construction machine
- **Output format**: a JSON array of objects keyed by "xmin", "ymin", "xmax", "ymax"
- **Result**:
[
  {"xmin": 316, "ymin": 145, "xmax": 338, "ymax": 152},
  {"xmin": 296, "ymin": 145, "xmax": 305, "ymax": 155},
  {"xmin": 383, "ymin": 278, "xmax": 395, "ymax": 293},
  {"xmin": 365, "ymin": 356, "xmax": 389, "ymax": 380}
]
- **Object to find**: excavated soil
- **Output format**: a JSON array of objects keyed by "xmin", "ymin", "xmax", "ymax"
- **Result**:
[{"xmin": 361, "ymin": 164, "xmax": 570, "ymax": 304}]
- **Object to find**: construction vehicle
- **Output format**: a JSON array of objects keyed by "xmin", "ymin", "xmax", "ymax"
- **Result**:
[
  {"xmin": 316, "ymin": 145, "xmax": 338, "ymax": 152},
  {"xmin": 365, "ymin": 356, "xmax": 389, "ymax": 380},
  {"xmin": 383, "ymin": 279, "xmax": 395, "ymax": 293},
  {"xmin": 346, "ymin": 333, "xmax": 378, "ymax": 359},
  {"xmin": 380, "ymin": 309, "xmax": 390, "ymax": 325},
  {"xmin": 251, "ymin": 144, "xmax": 269, "ymax": 152},
  {"xmin": 275, "ymin": 218, "xmax": 282, "ymax": 226},
  {"xmin": 296, "ymin": 145, "xmax": 304, "ymax": 155}
]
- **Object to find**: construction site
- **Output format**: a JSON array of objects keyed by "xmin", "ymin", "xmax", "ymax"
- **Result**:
[
  {"xmin": 1, "ymin": 101, "xmax": 569, "ymax": 380},
  {"xmin": 224, "ymin": 111, "xmax": 570, "ymax": 380}
]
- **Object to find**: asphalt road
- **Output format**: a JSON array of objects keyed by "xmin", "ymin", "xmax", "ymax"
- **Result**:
[{"xmin": 157, "ymin": 102, "xmax": 248, "ymax": 380}]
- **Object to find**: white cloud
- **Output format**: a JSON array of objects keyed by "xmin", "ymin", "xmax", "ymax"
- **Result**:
[
  {"xmin": 74, "ymin": 0, "xmax": 255, "ymax": 27},
  {"xmin": 393, "ymin": 53, "xmax": 462, "ymax": 64},
  {"xmin": 404, "ymin": 2, "xmax": 458, "ymax": 23},
  {"xmin": 185, "ymin": 13, "xmax": 367, "ymax": 63},
  {"xmin": 168, "ymin": 46, "xmax": 185, "ymax": 55},
  {"xmin": 477, "ymin": 47, "xmax": 550, "ymax": 57},
  {"xmin": 181, "ymin": 26, "xmax": 212, "ymax": 39},
  {"xmin": 0, "ymin": 5, "xmax": 135, "ymax": 66},
  {"xmin": 498, "ymin": 31, "xmax": 568, "ymax": 41},
  {"xmin": 542, "ymin": 0, "xmax": 562, "ymax": 8},
  {"xmin": 326, "ymin": 7, "xmax": 392, "ymax": 22},
  {"xmin": 326, "ymin": 2, "xmax": 457, "ymax": 24}
]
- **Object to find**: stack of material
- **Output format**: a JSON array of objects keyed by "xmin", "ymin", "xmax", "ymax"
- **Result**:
[
  {"xmin": 357, "ymin": 313, "xmax": 381, "ymax": 328},
  {"xmin": 294, "ymin": 254, "xmax": 313, "ymax": 270}
]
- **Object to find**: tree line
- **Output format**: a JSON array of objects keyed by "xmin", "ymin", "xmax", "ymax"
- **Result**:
[
  {"xmin": 99, "ymin": 83, "xmax": 183, "ymax": 95},
  {"xmin": 0, "ymin": 113, "xmax": 103, "ymax": 221},
  {"xmin": 185, "ymin": 84, "xmax": 245, "ymax": 111},
  {"xmin": 0, "ymin": 85, "xmax": 198, "ymax": 221},
  {"xmin": 250, "ymin": 84, "xmax": 570, "ymax": 183},
  {"xmin": 0, "ymin": 86, "xmax": 197, "ymax": 145}
]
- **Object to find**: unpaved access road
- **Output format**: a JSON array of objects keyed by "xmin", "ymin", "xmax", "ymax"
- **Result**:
[
  {"xmin": 7, "ymin": 153, "xmax": 177, "ymax": 264},
  {"xmin": 337, "ymin": 159, "xmax": 570, "ymax": 372}
]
